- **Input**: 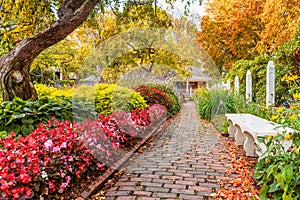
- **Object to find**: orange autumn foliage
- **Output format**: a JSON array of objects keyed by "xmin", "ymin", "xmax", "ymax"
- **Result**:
[
  {"xmin": 256, "ymin": 0, "xmax": 300, "ymax": 53},
  {"xmin": 197, "ymin": 0, "xmax": 300, "ymax": 70},
  {"xmin": 212, "ymin": 141, "xmax": 260, "ymax": 200}
]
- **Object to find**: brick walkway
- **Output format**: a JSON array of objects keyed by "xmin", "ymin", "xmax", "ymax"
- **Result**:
[{"xmin": 103, "ymin": 102, "xmax": 232, "ymax": 200}]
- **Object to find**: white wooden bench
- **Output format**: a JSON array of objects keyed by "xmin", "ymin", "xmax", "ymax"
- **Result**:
[{"xmin": 225, "ymin": 113, "xmax": 294, "ymax": 157}]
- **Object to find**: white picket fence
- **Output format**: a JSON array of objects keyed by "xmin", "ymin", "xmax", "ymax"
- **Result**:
[{"xmin": 226, "ymin": 60, "xmax": 275, "ymax": 105}]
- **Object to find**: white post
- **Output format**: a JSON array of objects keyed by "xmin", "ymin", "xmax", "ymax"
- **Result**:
[
  {"xmin": 246, "ymin": 70, "xmax": 252, "ymax": 101},
  {"xmin": 186, "ymin": 79, "xmax": 189, "ymax": 93},
  {"xmin": 266, "ymin": 61, "xmax": 275, "ymax": 106},
  {"xmin": 234, "ymin": 76, "xmax": 239, "ymax": 94},
  {"xmin": 60, "ymin": 67, "xmax": 63, "ymax": 81},
  {"xmin": 227, "ymin": 79, "xmax": 231, "ymax": 90}
]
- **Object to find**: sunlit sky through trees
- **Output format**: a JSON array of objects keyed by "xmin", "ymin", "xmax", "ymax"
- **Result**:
[{"xmin": 157, "ymin": 0, "xmax": 207, "ymax": 20}]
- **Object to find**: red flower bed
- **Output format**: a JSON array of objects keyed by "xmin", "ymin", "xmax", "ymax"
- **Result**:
[
  {"xmin": 135, "ymin": 85, "xmax": 179, "ymax": 117},
  {"xmin": 136, "ymin": 85, "xmax": 172, "ymax": 106},
  {"xmin": 0, "ymin": 104, "xmax": 167, "ymax": 199}
]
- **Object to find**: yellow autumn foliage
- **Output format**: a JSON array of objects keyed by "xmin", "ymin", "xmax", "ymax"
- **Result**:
[{"xmin": 35, "ymin": 84, "xmax": 73, "ymax": 98}]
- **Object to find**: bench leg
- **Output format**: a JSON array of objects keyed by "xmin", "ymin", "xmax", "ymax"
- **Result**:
[
  {"xmin": 228, "ymin": 120, "xmax": 236, "ymax": 138},
  {"xmin": 244, "ymin": 132, "xmax": 256, "ymax": 157},
  {"xmin": 234, "ymin": 125, "xmax": 244, "ymax": 145}
]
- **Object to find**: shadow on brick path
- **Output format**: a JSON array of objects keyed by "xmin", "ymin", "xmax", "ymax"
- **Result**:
[{"xmin": 102, "ymin": 102, "xmax": 234, "ymax": 200}]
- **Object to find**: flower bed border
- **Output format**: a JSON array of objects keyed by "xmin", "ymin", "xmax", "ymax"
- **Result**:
[{"xmin": 75, "ymin": 120, "xmax": 165, "ymax": 199}]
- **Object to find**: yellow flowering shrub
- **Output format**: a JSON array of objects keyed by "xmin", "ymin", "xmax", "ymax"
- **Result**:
[
  {"xmin": 293, "ymin": 93, "xmax": 300, "ymax": 101},
  {"xmin": 275, "ymin": 107, "xmax": 284, "ymax": 113},
  {"xmin": 35, "ymin": 84, "xmax": 73, "ymax": 98},
  {"xmin": 35, "ymin": 83, "xmax": 146, "ymax": 116},
  {"xmin": 269, "ymin": 106, "xmax": 299, "ymax": 130},
  {"xmin": 94, "ymin": 84, "xmax": 147, "ymax": 116},
  {"xmin": 280, "ymin": 74, "xmax": 299, "ymax": 82},
  {"xmin": 73, "ymin": 85, "xmax": 96, "ymax": 101}
]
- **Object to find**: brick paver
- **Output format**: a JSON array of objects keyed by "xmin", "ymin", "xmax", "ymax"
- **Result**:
[{"xmin": 103, "ymin": 102, "xmax": 232, "ymax": 200}]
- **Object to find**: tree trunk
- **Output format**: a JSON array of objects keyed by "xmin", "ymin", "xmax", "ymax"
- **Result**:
[
  {"xmin": 0, "ymin": 56, "xmax": 37, "ymax": 101},
  {"xmin": 0, "ymin": 0, "xmax": 100, "ymax": 101}
]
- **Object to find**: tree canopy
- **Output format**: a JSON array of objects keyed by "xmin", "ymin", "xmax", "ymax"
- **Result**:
[
  {"xmin": 0, "ymin": 0, "xmax": 203, "ymax": 101},
  {"xmin": 197, "ymin": 0, "xmax": 300, "ymax": 70}
]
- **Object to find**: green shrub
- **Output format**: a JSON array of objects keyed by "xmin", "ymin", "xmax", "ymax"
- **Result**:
[
  {"xmin": 225, "ymin": 30, "xmax": 300, "ymax": 105},
  {"xmin": 193, "ymin": 88, "xmax": 234, "ymax": 120},
  {"xmin": 95, "ymin": 84, "xmax": 147, "ymax": 116},
  {"xmin": 255, "ymin": 131, "xmax": 300, "ymax": 199},
  {"xmin": 36, "ymin": 83, "xmax": 147, "ymax": 116},
  {"xmin": 0, "ymin": 82, "xmax": 146, "ymax": 136},
  {"xmin": 225, "ymin": 91, "xmax": 268, "ymax": 119},
  {"xmin": 192, "ymin": 88, "xmax": 267, "ymax": 131},
  {"xmin": 0, "ymin": 97, "xmax": 97, "ymax": 136},
  {"xmin": 73, "ymin": 85, "xmax": 96, "ymax": 101}
]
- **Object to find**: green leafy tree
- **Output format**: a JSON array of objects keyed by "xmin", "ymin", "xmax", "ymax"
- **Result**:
[
  {"xmin": 0, "ymin": 0, "xmax": 101, "ymax": 101},
  {"xmin": 0, "ymin": 0, "xmax": 203, "ymax": 101},
  {"xmin": 84, "ymin": 3, "xmax": 194, "ymax": 83},
  {"xmin": 31, "ymin": 38, "xmax": 80, "ymax": 83}
]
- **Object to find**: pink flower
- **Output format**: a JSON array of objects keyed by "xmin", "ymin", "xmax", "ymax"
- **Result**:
[
  {"xmin": 65, "ymin": 176, "xmax": 71, "ymax": 183},
  {"xmin": 60, "ymin": 169, "xmax": 65, "ymax": 178},
  {"xmin": 58, "ymin": 182, "xmax": 69, "ymax": 193},
  {"xmin": 68, "ymin": 156, "xmax": 73, "ymax": 162},
  {"xmin": 0, "ymin": 106, "xmax": 166, "ymax": 198},
  {"xmin": 53, "ymin": 146, "xmax": 61, "ymax": 153},
  {"xmin": 4, "ymin": 138, "xmax": 15, "ymax": 149},
  {"xmin": 44, "ymin": 139, "xmax": 53, "ymax": 151},
  {"xmin": 48, "ymin": 181, "xmax": 56, "ymax": 192},
  {"xmin": 60, "ymin": 142, "xmax": 67, "ymax": 148},
  {"xmin": 24, "ymin": 187, "xmax": 32, "ymax": 198},
  {"xmin": 97, "ymin": 163, "xmax": 104, "ymax": 168}
]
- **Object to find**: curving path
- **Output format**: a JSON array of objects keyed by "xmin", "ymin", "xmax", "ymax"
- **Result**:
[{"xmin": 102, "ymin": 102, "xmax": 232, "ymax": 200}]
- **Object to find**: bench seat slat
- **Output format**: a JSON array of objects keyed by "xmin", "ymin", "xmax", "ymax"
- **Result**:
[{"xmin": 225, "ymin": 113, "xmax": 294, "ymax": 157}]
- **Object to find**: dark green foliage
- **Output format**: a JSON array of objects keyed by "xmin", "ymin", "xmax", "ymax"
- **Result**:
[
  {"xmin": 0, "ymin": 97, "xmax": 97, "ymax": 136},
  {"xmin": 225, "ymin": 31, "xmax": 300, "ymax": 105},
  {"xmin": 255, "ymin": 132, "xmax": 300, "ymax": 200}
]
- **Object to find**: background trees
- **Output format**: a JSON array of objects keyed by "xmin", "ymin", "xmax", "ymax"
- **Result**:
[
  {"xmin": 256, "ymin": 0, "xmax": 300, "ymax": 53},
  {"xmin": 80, "ymin": 2, "xmax": 202, "ymax": 83},
  {"xmin": 0, "ymin": 0, "xmax": 203, "ymax": 101},
  {"xmin": 197, "ymin": 0, "xmax": 300, "ymax": 71}
]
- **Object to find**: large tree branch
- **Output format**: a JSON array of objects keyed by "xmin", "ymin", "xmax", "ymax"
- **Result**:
[
  {"xmin": 1, "ymin": 0, "xmax": 100, "ymax": 65},
  {"xmin": 0, "ymin": 0, "xmax": 100, "ymax": 101}
]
